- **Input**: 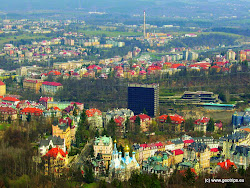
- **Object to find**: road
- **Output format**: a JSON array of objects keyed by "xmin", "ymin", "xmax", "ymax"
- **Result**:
[{"xmin": 70, "ymin": 139, "xmax": 94, "ymax": 169}]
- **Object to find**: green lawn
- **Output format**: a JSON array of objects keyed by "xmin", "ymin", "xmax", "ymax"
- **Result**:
[
  {"xmin": 0, "ymin": 123, "xmax": 10, "ymax": 130},
  {"xmin": 78, "ymin": 29, "xmax": 142, "ymax": 37},
  {"xmin": 83, "ymin": 182, "xmax": 98, "ymax": 188},
  {"xmin": 0, "ymin": 34, "xmax": 50, "ymax": 46}
]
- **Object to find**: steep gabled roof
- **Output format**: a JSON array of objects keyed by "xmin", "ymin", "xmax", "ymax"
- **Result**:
[{"xmin": 44, "ymin": 147, "xmax": 67, "ymax": 158}]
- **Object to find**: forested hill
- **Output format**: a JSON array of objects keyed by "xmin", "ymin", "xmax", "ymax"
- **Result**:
[{"xmin": 0, "ymin": 0, "xmax": 249, "ymax": 19}]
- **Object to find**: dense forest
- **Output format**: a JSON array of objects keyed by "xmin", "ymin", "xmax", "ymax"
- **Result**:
[
  {"xmin": 53, "ymin": 70, "xmax": 249, "ymax": 111},
  {"xmin": 168, "ymin": 34, "xmax": 239, "ymax": 48}
]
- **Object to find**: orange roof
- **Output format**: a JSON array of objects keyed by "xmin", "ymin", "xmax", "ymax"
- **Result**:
[
  {"xmin": 86, "ymin": 108, "xmax": 102, "ymax": 117},
  {"xmin": 158, "ymin": 114, "xmax": 184, "ymax": 124},
  {"xmin": 20, "ymin": 107, "xmax": 43, "ymax": 114},
  {"xmin": 241, "ymin": 128, "xmax": 250, "ymax": 132},
  {"xmin": 217, "ymin": 159, "xmax": 237, "ymax": 170},
  {"xmin": 48, "ymin": 70, "xmax": 61, "ymax": 76}
]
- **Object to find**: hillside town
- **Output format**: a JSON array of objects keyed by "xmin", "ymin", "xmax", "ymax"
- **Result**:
[{"xmin": 0, "ymin": 17, "xmax": 249, "ymax": 187}]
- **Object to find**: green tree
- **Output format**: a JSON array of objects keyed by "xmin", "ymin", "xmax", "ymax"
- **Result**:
[
  {"xmin": 143, "ymin": 108, "xmax": 148, "ymax": 115},
  {"xmin": 73, "ymin": 103, "xmax": 78, "ymax": 117},
  {"xmin": 83, "ymin": 166, "xmax": 94, "ymax": 184},
  {"xmin": 166, "ymin": 115, "xmax": 172, "ymax": 124},
  {"xmin": 107, "ymin": 118, "xmax": 116, "ymax": 138},
  {"xmin": 185, "ymin": 118, "xmax": 194, "ymax": 131},
  {"xmin": 207, "ymin": 118, "xmax": 215, "ymax": 132},
  {"xmin": 134, "ymin": 116, "xmax": 141, "ymax": 134},
  {"xmin": 7, "ymin": 116, "xmax": 12, "ymax": 124},
  {"xmin": 184, "ymin": 168, "xmax": 195, "ymax": 186},
  {"xmin": 26, "ymin": 113, "xmax": 31, "ymax": 122}
]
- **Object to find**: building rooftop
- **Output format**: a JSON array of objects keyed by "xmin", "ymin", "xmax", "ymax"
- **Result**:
[{"xmin": 42, "ymin": 81, "xmax": 62, "ymax": 87}]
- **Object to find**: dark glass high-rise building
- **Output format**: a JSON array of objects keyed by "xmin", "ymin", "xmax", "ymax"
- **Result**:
[{"xmin": 128, "ymin": 83, "xmax": 159, "ymax": 117}]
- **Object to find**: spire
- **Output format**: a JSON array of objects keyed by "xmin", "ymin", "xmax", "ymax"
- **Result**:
[{"xmin": 113, "ymin": 139, "xmax": 118, "ymax": 155}]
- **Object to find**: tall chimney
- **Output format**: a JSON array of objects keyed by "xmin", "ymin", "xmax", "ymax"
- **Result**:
[{"xmin": 143, "ymin": 11, "xmax": 146, "ymax": 38}]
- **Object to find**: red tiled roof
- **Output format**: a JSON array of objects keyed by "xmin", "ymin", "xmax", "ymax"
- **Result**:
[
  {"xmin": 195, "ymin": 117, "xmax": 209, "ymax": 125},
  {"xmin": 172, "ymin": 149, "xmax": 184, "ymax": 155},
  {"xmin": 20, "ymin": 107, "xmax": 43, "ymax": 115},
  {"xmin": 217, "ymin": 159, "xmax": 237, "ymax": 170},
  {"xmin": 86, "ymin": 108, "xmax": 102, "ymax": 117},
  {"xmin": 179, "ymin": 168, "xmax": 197, "ymax": 176},
  {"xmin": 130, "ymin": 114, "xmax": 151, "ymax": 121},
  {"xmin": 0, "ymin": 106, "xmax": 17, "ymax": 113},
  {"xmin": 183, "ymin": 139, "xmax": 195, "ymax": 144},
  {"xmin": 42, "ymin": 81, "xmax": 62, "ymax": 87},
  {"xmin": 0, "ymin": 81, "xmax": 5, "ymax": 85},
  {"xmin": 44, "ymin": 147, "xmax": 67, "ymax": 158},
  {"xmin": 87, "ymin": 64, "xmax": 101, "ymax": 70},
  {"xmin": 211, "ymin": 148, "xmax": 219, "ymax": 152},
  {"xmin": 2, "ymin": 97, "xmax": 20, "ymax": 102},
  {"xmin": 171, "ymin": 64, "xmax": 184, "ymax": 69},
  {"xmin": 114, "ymin": 116, "xmax": 125, "ymax": 126},
  {"xmin": 140, "ymin": 143, "xmax": 148, "ymax": 148},
  {"xmin": 148, "ymin": 65, "xmax": 161, "ymax": 71},
  {"xmin": 158, "ymin": 114, "xmax": 184, "ymax": 124},
  {"xmin": 154, "ymin": 142, "xmax": 163, "ymax": 147},
  {"xmin": 211, "ymin": 65, "xmax": 220, "ymax": 69}
]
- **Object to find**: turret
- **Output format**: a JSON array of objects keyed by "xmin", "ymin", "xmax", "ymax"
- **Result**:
[
  {"xmin": 119, "ymin": 151, "xmax": 122, "ymax": 160},
  {"xmin": 132, "ymin": 151, "xmax": 136, "ymax": 161},
  {"xmin": 124, "ymin": 145, "xmax": 130, "ymax": 162}
]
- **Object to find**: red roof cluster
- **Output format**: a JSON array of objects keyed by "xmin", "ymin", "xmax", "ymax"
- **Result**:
[
  {"xmin": 44, "ymin": 147, "xmax": 67, "ymax": 158},
  {"xmin": 87, "ymin": 64, "xmax": 102, "ymax": 70},
  {"xmin": 2, "ymin": 97, "xmax": 20, "ymax": 102},
  {"xmin": 42, "ymin": 81, "xmax": 62, "ymax": 87},
  {"xmin": 130, "ymin": 114, "xmax": 151, "ymax": 122},
  {"xmin": 158, "ymin": 114, "xmax": 184, "ymax": 124},
  {"xmin": 148, "ymin": 65, "xmax": 161, "ymax": 71},
  {"xmin": 86, "ymin": 108, "xmax": 102, "ymax": 117},
  {"xmin": 217, "ymin": 159, "xmax": 237, "ymax": 170},
  {"xmin": 20, "ymin": 107, "xmax": 43, "ymax": 115}
]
